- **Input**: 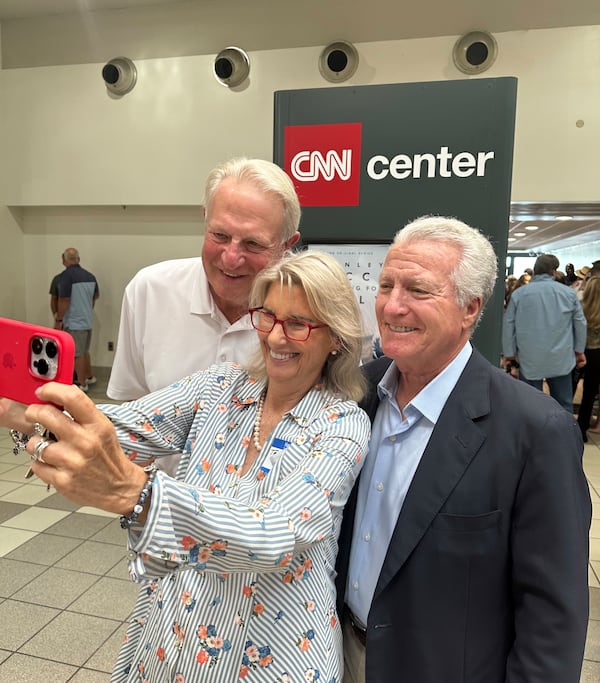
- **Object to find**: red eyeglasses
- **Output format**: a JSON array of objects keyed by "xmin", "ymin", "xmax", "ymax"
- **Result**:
[{"xmin": 249, "ymin": 308, "xmax": 328, "ymax": 341}]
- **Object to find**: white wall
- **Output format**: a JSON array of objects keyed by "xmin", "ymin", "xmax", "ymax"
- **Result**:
[
  {"xmin": 16, "ymin": 206, "xmax": 204, "ymax": 366},
  {"xmin": 0, "ymin": 207, "xmax": 26, "ymax": 319},
  {"xmin": 1, "ymin": 25, "xmax": 599, "ymax": 368}
]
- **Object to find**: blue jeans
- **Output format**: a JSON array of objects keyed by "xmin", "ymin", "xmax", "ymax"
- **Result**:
[{"xmin": 520, "ymin": 373, "xmax": 574, "ymax": 413}]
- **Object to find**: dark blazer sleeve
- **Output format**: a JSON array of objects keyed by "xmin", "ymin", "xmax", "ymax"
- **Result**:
[{"xmin": 505, "ymin": 391, "xmax": 590, "ymax": 681}]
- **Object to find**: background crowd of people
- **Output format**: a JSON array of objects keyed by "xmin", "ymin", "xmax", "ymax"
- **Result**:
[{"xmin": 503, "ymin": 256, "xmax": 600, "ymax": 441}]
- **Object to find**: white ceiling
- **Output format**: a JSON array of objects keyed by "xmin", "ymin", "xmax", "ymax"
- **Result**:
[
  {"xmin": 1, "ymin": 0, "xmax": 599, "ymax": 252},
  {"xmin": 0, "ymin": 0, "xmax": 179, "ymax": 19},
  {"xmin": 0, "ymin": 0, "xmax": 598, "ymax": 33}
]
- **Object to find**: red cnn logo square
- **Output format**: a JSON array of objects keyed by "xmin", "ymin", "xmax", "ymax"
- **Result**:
[{"xmin": 284, "ymin": 123, "xmax": 362, "ymax": 207}]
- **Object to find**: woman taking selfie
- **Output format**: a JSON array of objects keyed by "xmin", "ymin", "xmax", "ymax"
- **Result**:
[{"xmin": 1, "ymin": 250, "xmax": 370, "ymax": 683}]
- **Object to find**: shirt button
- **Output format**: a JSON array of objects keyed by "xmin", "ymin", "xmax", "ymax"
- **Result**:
[
  {"xmin": 376, "ymin": 482, "xmax": 384, "ymax": 491},
  {"xmin": 364, "ymin": 533, "xmax": 371, "ymax": 542},
  {"xmin": 127, "ymin": 550, "xmax": 138, "ymax": 560},
  {"xmin": 352, "ymin": 581, "xmax": 359, "ymax": 590},
  {"xmin": 389, "ymin": 435, "xmax": 397, "ymax": 442}
]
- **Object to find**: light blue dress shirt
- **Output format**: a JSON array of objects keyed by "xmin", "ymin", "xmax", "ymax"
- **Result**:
[
  {"xmin": 345, "ymin": 342, "xmax": 472, "ymax": 627},
  {"xmin": 502, "ymin": 273, "xmax": 587, "ymax": 380}
]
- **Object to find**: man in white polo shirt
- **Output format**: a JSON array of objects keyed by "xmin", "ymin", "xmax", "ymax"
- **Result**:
[{"xmin": 107, "ymin": 157, "xmax": 301, "ymax": 400}]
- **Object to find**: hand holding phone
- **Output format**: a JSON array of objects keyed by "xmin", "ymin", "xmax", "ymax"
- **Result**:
[{"xmin": 0, "ymin": 317, "xmax": 75, "ymax": 405}]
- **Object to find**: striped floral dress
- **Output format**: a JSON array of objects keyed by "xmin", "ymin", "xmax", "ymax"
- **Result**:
[{"xmin": 99, "ymin": 361, "xmax": 370, "ymax": 683}]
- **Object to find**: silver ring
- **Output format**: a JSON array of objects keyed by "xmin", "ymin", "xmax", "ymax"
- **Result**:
[
  {"xmin": 32, "ymin": 439, "xmax": 51, "ymax": 464},
  {"xmin": 33, "ymin": 422, "xmax": 48, "ymax": 437}
]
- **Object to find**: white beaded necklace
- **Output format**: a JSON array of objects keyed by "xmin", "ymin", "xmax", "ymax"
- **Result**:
[{"xmin": 253, "ymin": 392, "xmax": 266, "ymax": 452}]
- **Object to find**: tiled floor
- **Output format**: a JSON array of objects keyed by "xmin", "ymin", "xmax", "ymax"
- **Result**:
[
  {"xmin": 0, "ymin": 375, "xmax": 137, "ymax": 681},
  {"xmin": 0, "ymin": 376, "xmax": 599, "ymax": 681}
]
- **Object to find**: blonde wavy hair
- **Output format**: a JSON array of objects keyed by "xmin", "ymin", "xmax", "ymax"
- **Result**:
[{"xmin": 247, "ymin": 250, "xmax": 367, "ymax": 402}]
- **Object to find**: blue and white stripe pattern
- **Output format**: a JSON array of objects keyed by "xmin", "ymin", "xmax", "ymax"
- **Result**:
[{"xmin": 99, "ymin": 362, "xmax": 370, "ymax": 683}]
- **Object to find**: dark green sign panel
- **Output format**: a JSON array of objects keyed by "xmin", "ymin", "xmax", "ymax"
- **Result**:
[{"xmin": 273, "ymin": 77, "xmax": 517, "ymax": 364}]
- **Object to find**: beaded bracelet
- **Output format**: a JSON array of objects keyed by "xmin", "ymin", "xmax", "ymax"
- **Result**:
[{"xmin": 120, "ymin": 463, "xmax": 158, "ymax": 529}]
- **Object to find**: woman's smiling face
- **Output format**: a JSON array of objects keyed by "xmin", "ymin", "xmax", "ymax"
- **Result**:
[{"xmin": 258, "ymin": 283, "xmax": 336, "ymax": 392}]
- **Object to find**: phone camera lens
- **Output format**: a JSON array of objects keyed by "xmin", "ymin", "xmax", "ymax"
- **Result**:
[
  {"xmin": 31, "ymin": 337, "xmax": 43, "ymax": 355},
  {"xmin": 45, "ymin": 341, "xmax": 58, "ymax": 358},
  {"xmin": 34, "ymin": 359, "xmax": 49, "ymax": 375}
]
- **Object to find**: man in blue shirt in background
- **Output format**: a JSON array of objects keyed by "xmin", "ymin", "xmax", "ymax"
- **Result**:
[
  {"xmin": 56, "ymin": 247, "xmax": 99, "ymax": 392},
  {"xmin": 502, "ymin": 252, "xmax": 587, "ymax": 413}
]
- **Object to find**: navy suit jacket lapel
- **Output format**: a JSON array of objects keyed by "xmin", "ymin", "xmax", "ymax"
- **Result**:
[{"xmin": 373, "ymin": 350, "xmax": 492, "ymax": 601}]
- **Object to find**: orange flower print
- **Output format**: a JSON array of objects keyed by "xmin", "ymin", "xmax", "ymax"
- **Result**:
[
  {"xmin": 253, "ymin": 603, "xmax": 265, "ymax": 616},
  {"xmin": 243, "ymin": 581, "xmax": 257, "ymax": 598},
  {"xmin": 299, "ymin": 636, "xmax": 311, "ymax": 652},
  {"xmin": 277, "ymin": 552, "xmax": 293, "ymax": 567},
  {"xmin": 282, "ymin": 572, "xmax": 294, "ymax": 584},
  {"xmin": 198, "ymin": 547, "xmax": 212, "ymax": 564},
  {"xmin": 296, "ymin": 629, "xmax": 315, "ymax": 652},
  {"xmin": 217, "ymin": 403, "xmax": 227, "ymax": 413},
  {"xmin": 156, "ymin": 647, "xmax": 165, "ymax": 661},
  {"xmin": 200, "ymin": 458, "xmax": 211, "ymax": 472},
  {"xmin": 242, "ymin": 642, "xmax": 272, "ymax": 672},
  {"xmin": 239, "ymin": 665, "xmax": 250, "ymax": 678},
  {"xmin": 181, "ymin": 591, "xmax": 195, "ymax": 612},
  {"xmin": 195, "ymin": 624, "xmax": 232, "ymax": 667},
  {"xmin": 196, "ymin": 650, "xmax": 209, "ymax": 665},
  {"xmin": 259, "ymin": 653, "xmax": 273, "ymax": 667},
  {"xmin": 181, "ymin": 536, "xmax": 198, "ymax": 551},
  {"xmin": 300, "ymin": 507, "xmax": 312, "ymax": 521},
  {"xmin": 329, "ymin": 608, "xmax": 338, "ymax": 628},
  {"xmin": 226, "ymin": 463, "xmax": 238, "ymax": 475}
]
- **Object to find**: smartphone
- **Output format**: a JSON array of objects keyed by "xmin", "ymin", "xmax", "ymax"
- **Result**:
[{"xmin": 0, "ymin": 317, "xmax": 75, "ymax": 405}]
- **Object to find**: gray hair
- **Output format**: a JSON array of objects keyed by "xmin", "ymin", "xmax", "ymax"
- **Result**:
[
  {"xmin": 62, "ymin": 248, "xmax": 80, "ymax": 264},
  {"xmin": 204, "ymin": 158, "xmax": 301, "ymax": 242},
  {"xmin": 393, "ymin": 215, "xmax": 498, "ymax": 330},
  {"xmin": 247, "ymin": 250, "xmax": 367, "ymax": 402}
]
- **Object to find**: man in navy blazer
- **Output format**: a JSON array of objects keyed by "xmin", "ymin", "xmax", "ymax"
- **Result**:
[{"xmin": 337, "ymin": 216, "xmax": 591, "ymax": 683}]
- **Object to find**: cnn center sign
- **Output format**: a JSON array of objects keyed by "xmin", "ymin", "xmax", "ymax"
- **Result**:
[
  {"xmin": 274, "ymin": 77, "xmax": 517, "ymax": 364},
  {"xmin": 284, "ymin": 121, "xmax": 497, "ymax": 207}
]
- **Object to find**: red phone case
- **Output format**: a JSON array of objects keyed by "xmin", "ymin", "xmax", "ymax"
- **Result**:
[{"xmin": 0, "ymin": 317, "xmax": 75, "ymax": 405}]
